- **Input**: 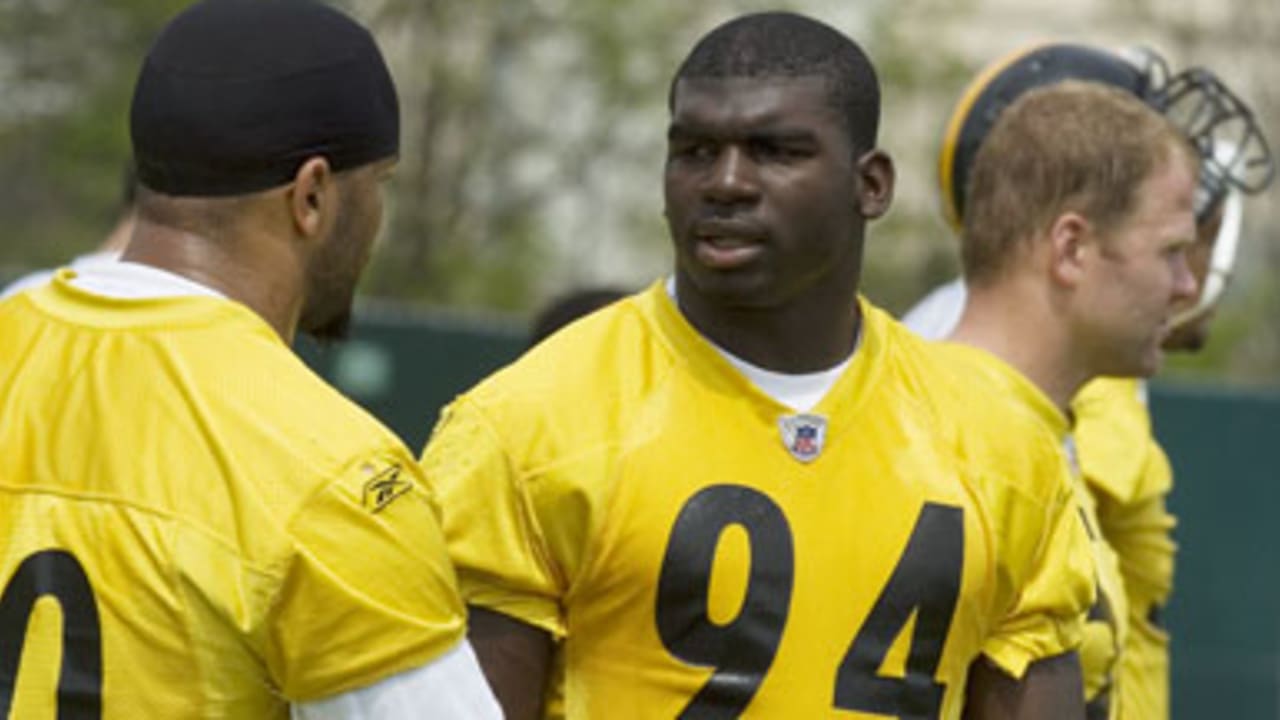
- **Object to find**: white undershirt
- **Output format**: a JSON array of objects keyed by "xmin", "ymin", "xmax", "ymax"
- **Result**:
[
  {"xmin": 720, "ymin": 349, "xmax": 850, "ymax": 413},
  {"xmin": 61, "ymin": 260, "xmax": 503, "ymax": 719},
  {"xmin": 293, "ymin": 642, "xmax": 502, "ymax": 720},
  {"xmin": 1, "ymin": 250, "xmax": 123, "ymax": 299},
  {"xmin": 66, "ymin": 259, "xmax": 225, "ymax": 298},
  {"xmin": 900, "ymin": 276, "xmax": 966, "ymax": 341},
  {"xmin": 666, "ymin": 277, "xmax": 852, "ymax": 412}
]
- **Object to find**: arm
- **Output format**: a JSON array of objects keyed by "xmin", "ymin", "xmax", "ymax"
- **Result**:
[
  {"xmin": 420, "ymin": 400, "xmax": 576, "ymax": 718},
  {"xmin": 963, "ymin": 652, "xmax": 1084, "ymax": 720},
  {"xmin": 292, "ymin": 640, "xmax": 503, "ymax": 719},
  {"xmin": 468, "ymin": 606, "xmax": 554, "ymax": 720},
  {"xmin": 267, "ymin": 450, "xmax": 476, "ymax": 705}
]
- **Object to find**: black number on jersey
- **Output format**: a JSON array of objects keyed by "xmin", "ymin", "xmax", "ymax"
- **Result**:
[
  {"xmin": 655, "ymin": 487, "xmax": 963, "ymax": 718},
  {"xmin": 832, "ymin": 503, "xmax": 964, "ymax": 718},
  {"xmin": 0, "ymin": 549, "xmax": 103, "ymax": 719},
  {"xmin": 656, "ymin": 485, "xmax": 794, "ymax": 718}
]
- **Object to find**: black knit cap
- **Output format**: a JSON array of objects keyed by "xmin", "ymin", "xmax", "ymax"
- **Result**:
[{"xmin": 130, "ymin": 0, "xmax": 399, "ymax": 197}]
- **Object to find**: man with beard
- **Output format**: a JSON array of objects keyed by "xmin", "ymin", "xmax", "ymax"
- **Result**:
[
  {"xmin": 421, "ymin": 12, "xmax": 1094, "ymax": 719},
  {"xmin": 0, "ymin": 0, "xmax": 500, "ymax": 717}
]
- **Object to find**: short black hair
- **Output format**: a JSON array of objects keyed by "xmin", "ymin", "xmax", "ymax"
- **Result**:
[
  {"xmin": 671, "ymin": 12, "xmax": 880, "ymax": 152},
  {"xmin": 529, "ymin": 287, "xmax": 628, "ymax": 346}
]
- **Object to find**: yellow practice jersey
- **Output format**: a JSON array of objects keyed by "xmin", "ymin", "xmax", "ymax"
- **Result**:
[
  {"xmin": 935, "ymin": 344, "xmax": 1128, "ymax": 719},
  {"xmin": 0, "ymin": 276, "xmax": 465, "ymax": 718},
  {"xmin": 1073, "ymin": 377, "xmax": 1176, "ymax": 720},
  {"xmin": 422, "ymin": 282, "xmax": 1093, "ymax": 719}
]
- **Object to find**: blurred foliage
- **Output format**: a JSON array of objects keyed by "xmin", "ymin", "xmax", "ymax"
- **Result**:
[
  {"xmin": 0, "ymin": 0, "xmax": 1275, "ymax": 383},
  {"xmin": 350, "ymin": 0, "xmax": 774, "ymax": 309},
  {"xmin": 0, "ymin": 0, "xmax": 187, "ymax": 272}
]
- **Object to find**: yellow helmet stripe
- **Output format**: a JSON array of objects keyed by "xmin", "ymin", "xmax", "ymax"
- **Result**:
[{"xmin": 937, "ymin": 42, "xmax": 1047, "ymax": 232}]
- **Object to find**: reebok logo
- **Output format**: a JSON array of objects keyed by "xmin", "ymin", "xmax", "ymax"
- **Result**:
[{"xmin": 362, "ymin": 463, "xmax": 412, "ymax": 512}]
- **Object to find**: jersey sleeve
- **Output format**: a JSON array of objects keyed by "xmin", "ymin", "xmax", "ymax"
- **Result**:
[
  {"xmin": 1094, "ymin": 484, "xmax": 1176, "ymax": 617},
  {"xmin": 1073, "ymin": 378, "xmax": 1170, "ymax": 505},
  {"xmin": 980, "ymin": 461, "xmax": 1096, "ymax": 678},
  {"xmin": 1075, "ymin": 380, "xmax": 1175, "ymax": 715},
  {"xmin": 264, "ymin": 447, "xmax": 468, "ymax": 702},
  {"xmin": 1084, "ymin": 434, "xmax": 1174, "ymax": 612},
  {"xmin": 419, "ymin": 398, "xmax": 568, "ymax": 638}
]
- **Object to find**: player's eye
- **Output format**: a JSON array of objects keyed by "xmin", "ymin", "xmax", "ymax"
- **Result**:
[
  {"xmin": 749, "ymin": 139, "xmax": 808, "ymax": 162},
  {"xmin": 1163, "ymin": 240, "xmax": 1191, "ymax": 259},
  {"xmin": 671, "ymin": 141, "xmax": 716, "ymax": 162}
]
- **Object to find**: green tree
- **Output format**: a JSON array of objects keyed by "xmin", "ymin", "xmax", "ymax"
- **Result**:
[{"xmin": 0, "ymin": 0, "xmax": 187, "ymax": 278}]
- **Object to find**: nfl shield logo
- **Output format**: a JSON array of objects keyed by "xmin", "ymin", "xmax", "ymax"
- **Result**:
[{"xmin": 778, "ymin": 413, "xmax": 827, "ymax": 463}]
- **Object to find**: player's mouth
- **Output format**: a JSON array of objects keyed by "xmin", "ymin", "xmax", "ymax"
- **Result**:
[{"xmin": 692, "ymin": 221, "xmax": 766, "ymax": 270}]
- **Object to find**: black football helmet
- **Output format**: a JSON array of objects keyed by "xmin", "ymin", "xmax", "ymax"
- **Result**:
[{"xmin": 937, "ymin": 42, "xmax": 1274, "ymax": 230}]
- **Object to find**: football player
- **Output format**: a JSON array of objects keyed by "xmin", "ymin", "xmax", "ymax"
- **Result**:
[
  {"xmin": 936, "ymin": 78, "xmax": 1200, "ymax": 719},
  {"xmin": 421, "ymin": 12, "xmax": 1094, "ymax": 719},
  {"xmin": 904, "ymin": 43, "xmax": 1274, "ymax": 719},
  {"xmin": 0, "ymin": 0, "xmax": 500, "ymax": 717}
]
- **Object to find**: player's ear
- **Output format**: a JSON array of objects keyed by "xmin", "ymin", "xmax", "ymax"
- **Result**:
[
  {"xmin": 1047, "ymin": 211, "xmax": 1092, "ymax": 288},
  {"xmin": 855, "ymin": 149, "xmax": 894, "ymax": 220},
  {"xmin": 288, "ymin": 157, "xmax": 335, "ymax": 241}
]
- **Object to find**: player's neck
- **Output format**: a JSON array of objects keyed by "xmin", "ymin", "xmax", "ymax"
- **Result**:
[
  {"xmin": 99, "ymin": 212, "xmax": 136, "ymax": 254},
  {"xmin": 676, "ymin": 278, "xmax": 861, "ymax": 374},
  {"xmin": 123, "ymin": 217, "xmax": 306, "ymax": 344},
  {"xmin": 950, "ymin": 283, "xmax": 1087, "ymax": 414}
]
